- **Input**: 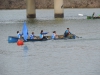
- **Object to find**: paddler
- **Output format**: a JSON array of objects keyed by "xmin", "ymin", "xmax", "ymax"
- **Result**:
[
  {"xmin": 30, "ymin": 32, "xmax": 35, "ymax": 39},
  {"xmin": 51, "ymin": 31, "xmax": 58, "ymax": 39},
  {"xmin": 92, "ymin": 12, "xmax": 95, "ymax": 18},
  {"xmin": 64, "ymin": 28, "xmax": 71, "ymax": 37},
  {"xmin": 39, "ymin": 30, "xmax": 48, "ymax": 39},
  {"xmin": 17, "ymin": 31, "xmax": 22, "ymax": 38}
]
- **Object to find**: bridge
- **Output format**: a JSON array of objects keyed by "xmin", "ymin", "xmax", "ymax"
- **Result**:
[{"xmin": 27, "ymin": 0, "xmax": 64, "ymax": 18}]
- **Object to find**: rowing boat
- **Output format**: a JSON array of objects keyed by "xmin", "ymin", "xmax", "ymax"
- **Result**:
[
  {"xmin": 87, "ymin": 16, "xmax": 100, "ymax": 19},
  {"xmin": 8, "ymin": 21, "xmax": 76, "ymax": 43},
  {"xmin": 8, "ymin": 34, "xmax": 76, "ymax": 43}
]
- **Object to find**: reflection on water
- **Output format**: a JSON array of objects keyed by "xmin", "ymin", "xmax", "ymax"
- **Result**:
[
  {"xmin": 0, "ymin": 9, "xmax": 100, "ymax": 75},
  {"xmin": 23, "ymin": 45, "xmax": 28, "ymax": 57},
  {"xmin": 24, "ymin": 45, "xmax": 28, "ymax": 50}
]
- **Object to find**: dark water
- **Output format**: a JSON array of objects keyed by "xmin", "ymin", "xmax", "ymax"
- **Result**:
[{"xmin": 0, "ymin": 8, "xmax": 100, "ymax": 75}]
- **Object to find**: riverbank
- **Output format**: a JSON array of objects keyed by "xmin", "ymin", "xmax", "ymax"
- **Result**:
[{"xmin": 0, "ymin": 0, "xmax": 100, "ymax": 9}]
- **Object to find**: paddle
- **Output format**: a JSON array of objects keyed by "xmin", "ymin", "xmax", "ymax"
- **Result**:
[
  {"xmin": 76, "ymin": 36, "xmax": 82, "ymax": 38},
  {"xmin": 73, "ymin": 34, "xmax": 82, "ymax": 38}
]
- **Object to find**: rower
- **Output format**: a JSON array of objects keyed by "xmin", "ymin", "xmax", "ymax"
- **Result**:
[
  {"xmin": 51, "ymin": 31, "xmax": 58, "ymax": 39},
  {"xmin": 17, "ymin": 31, "xmax": 22, "ymax": 38},
  {"xmin": 92, "ymin": 12, "xmax": 95, "ymax": 18},
  {"xmin": 39, "ymin": 30, "xmax": 48, "ymax": 39},
  {"xmin": 64, "ymin": 28, "xmax": 71, "ymax": 37},
  {"xmin": 30, "ymin": 32, "xmax": 35, "ymax": 39}
]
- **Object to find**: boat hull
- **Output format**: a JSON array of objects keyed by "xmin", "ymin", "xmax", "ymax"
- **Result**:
[
  {"xmin": 35, "ymin": 34, "xmax": 75, "ymax": 39},
  {"xmin": 8, "ymin": 36, "xmax": 19, "ymax": 43},
  {"xmin": 8, "ymin": 36, "xmax": 48, "ymax": 43},
  {"xmin": 87, "ymin": 16, "xmax": 100, "ymax": 19},
  {"xmin": 8, "ymin": 34, "xmax": 75, "ymax": 43}
]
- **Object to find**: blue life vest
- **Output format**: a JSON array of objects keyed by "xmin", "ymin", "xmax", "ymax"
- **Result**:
[
  {"xmin": 64, "ymin": 30, "xmax": 71, "ymax": 37},
  {"xmin": 17, "ymin": 33, "xmax": 20, "ymax": 38},
  {"xmin": 30, "ymin": 34, "xmax": 34, "ymax": 39},
  {"xmin": 65, "ymin": 30, "xmax": 69, "ymax": 34},
  {"xmin": 39, "ymin": 34, "xmax": 43, "ymax": 39},
  {"xmin": 51, "ymin": 33, "xmax": 55, "ymax": 39}
]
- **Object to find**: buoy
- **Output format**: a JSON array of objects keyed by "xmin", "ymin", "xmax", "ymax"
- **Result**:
[{"xmin": 17, "ymin": 40, "xmax": 24, "ymax": 46}]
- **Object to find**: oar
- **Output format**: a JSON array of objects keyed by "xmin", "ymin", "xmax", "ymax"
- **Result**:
[
  {"xmin": 73, "ymin": 34, "xmax": 82, "ymax": 38},
  {"xmin": 76, "ymin": 36, "xmax": 82, "ymax": 38}
]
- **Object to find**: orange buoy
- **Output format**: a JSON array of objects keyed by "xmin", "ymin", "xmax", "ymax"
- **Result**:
[{"xmin": 17, "ymin": 40, "xmax": 24, "ymax": 46}]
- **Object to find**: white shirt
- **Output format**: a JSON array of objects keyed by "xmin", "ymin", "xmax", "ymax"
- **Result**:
[{"xmin": 17, "ymin": 33, "xmax": 20, "ymax": 38}]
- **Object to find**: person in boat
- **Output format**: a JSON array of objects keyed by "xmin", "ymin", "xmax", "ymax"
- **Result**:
[
  {"xmin": 39, "ymin": 30, "xmax": 48, "ymax": 39},
  {"xmin": 64, "ymin": 28, "xmax": 71, "ymax": 37},
  {"xmin": 17, "ymin": 31, "xmax": 22, "ymax": 38},
  {"xmin": 92, "ymin": 12, "xmax": 95, "ymax": 18},
  {"xmin": 17, "ymin": 31, "xmax": 24, "ymax": 41},
  {"xmin": 51, "ymin": 31, "xmax": 58, "ymax": 39},
  {"xmin": 30, "ymin": 32, "xmax": 35, "ymax": 39},
  {"xmin": 64, "ymin": 28, "xmax": 76, "ymax": 39}
]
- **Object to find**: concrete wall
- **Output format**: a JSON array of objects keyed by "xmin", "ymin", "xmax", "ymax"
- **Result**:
[{"xmin": 0, "ymin": 0, "xmax": 100, "ymax": 9}]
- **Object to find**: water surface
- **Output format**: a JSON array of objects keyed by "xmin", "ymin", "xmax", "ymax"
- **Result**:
[{"xmin": 0, "ymin": 8, "xmax": 100, "ymax": 75}]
